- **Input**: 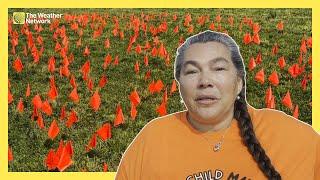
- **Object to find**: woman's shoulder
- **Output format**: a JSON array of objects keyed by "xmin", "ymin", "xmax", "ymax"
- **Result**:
[{"xmin": 247, "ymin": 103, "xmax": 319, "ymax": 141}]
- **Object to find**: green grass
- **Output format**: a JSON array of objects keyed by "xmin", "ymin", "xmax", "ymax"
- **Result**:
[{"xmin": 8, "ymin": 8, "xmax": 311, "ymax": 171}]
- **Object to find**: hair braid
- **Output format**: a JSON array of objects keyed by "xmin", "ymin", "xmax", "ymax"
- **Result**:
[{"xmin": 234, "ymin": 92, "xmax": 281, "ymax": 180}]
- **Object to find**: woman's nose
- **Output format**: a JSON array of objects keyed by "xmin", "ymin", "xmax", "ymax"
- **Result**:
[{"xmin": 198, "ymin": 74, "xmax": 213, "ymax": 89}]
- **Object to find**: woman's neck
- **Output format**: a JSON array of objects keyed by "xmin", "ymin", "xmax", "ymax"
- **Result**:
[{"xmin": 186, "ymin": 109, "xmax": 234, "ymax": 132}]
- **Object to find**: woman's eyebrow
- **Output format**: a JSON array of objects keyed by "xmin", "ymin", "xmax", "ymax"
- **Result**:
[
  {"xmin": 183, "ymin": 60, "xmax": 200, "ymax": 69},
  {"xmin": 183, "ymin": 57, "xmax": 229, "ymax": 68},
  {"xmin": 209, "ymin": 57, "xmax": 229, "ymax": 64}
]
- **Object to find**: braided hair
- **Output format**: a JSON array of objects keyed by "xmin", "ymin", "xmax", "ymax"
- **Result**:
[{"xmin": 174, "ymin": 30, "xmax": 281, "ymax": 180}]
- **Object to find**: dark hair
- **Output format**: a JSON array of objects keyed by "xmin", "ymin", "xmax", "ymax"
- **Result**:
[{"xmin": 174, "ymin": 30, "xmax": 281, "ymax": 180}]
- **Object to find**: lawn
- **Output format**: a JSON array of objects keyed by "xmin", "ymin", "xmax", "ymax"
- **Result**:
[{"xmin": 8, "ymin": 8, "xmax": 312, "ymax": 171}]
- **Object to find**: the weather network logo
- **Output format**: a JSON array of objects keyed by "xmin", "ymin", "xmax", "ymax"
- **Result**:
[
  {"xmin": 12, "ymin": 11, "xmax": 63, "ymax": 24},
  {"xmin": 13, "ymin": 12, "xmax": 25, "ymax": 24}
]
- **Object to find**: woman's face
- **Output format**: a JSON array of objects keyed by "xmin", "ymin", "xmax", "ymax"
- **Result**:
[{"xmin": 178, "ymin": 41, "xmax": 243, "ymax": 125}]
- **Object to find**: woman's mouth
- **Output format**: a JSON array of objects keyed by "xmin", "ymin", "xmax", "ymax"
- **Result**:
[{"xmin": 195, "ymin": 95, "xmax": 219, "ymax": 105}]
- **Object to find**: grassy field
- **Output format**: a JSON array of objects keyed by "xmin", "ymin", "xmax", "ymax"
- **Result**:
[{"xmin": 8, "ymin": 8, "xmax": 312, "ymax": 171}]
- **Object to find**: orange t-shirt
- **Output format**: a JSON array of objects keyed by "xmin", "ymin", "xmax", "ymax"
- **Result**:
[{"xmin": 116, "ymin": 105, "xmax": 320, "ymax": 180}]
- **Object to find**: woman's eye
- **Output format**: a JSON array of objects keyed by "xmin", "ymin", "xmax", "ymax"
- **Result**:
[
  {"xmin": 215, "ymin": 67, "xmax": 226, "ymax": 71},
  {"xmin": 185, "ymin": 70, "xmax": 197, "ymax": 74}
]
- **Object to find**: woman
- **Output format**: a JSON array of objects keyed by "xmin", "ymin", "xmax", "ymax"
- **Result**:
[{"xmin": 116, "ymin": 30, "xmax": 320, "ymax": 180}]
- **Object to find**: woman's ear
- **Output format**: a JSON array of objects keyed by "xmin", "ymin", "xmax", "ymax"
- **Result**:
[{"xmin": 236, "ymin": 77, "xmax": 243, "ymax": 95}]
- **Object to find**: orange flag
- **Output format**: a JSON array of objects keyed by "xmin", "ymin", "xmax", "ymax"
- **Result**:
[
  {"xmin": 134, "ymin": 60, "xmax": 140, "ymax": 74},
  {"xmin": 163, "ymin": 88, "xmax": 168, "ymax": 103},
  {"xmin": 104, "ymin": 38, "xmax": 110, "ymax": 49},
  {"xmin": 282, "ymin": 91, "xmax": 293, "ymax": 110},
  {"xmin": 253, "ymin": 33, "xmax": 261, "ymax": 45},
  {"xmin": 99, "ymin": 74, "xmax": 108, "ymax": 88},
  {"xmin": 135, "ymin": 44, "xmax": 142, "ymax": 54},
  {"xmin": 48, "ymin": 119, "xmax": 60, "ymax": 140},
  {"xmin": 243, "ymin": 33, "xmax": 252, "ymax": 45},
  {"xmin": 300, "ymin": 38, "xmax": 307, "ymax": 54},
  {"xmin": 144, "ymin": 55, "xmax": 149, "ymax": 66},
  {"xmin": 209, "ymin": 22, "xmax": 215, "ymax": 31},
  {"xmin": 46, "ymin": 149, "xmax": 59, "ymax": 170},
  {"xmin": 145, "ymin": 70, "xmax": 151, "ymax": 80},
  {"xmin": 8, "ymin": 90, "xmax": 13, "ymax": 104},
  {"xmin": 265, "ymin": 86, "xmax": 272, "ymax": 106},
  {"xmin": 256, "ymin": 52, "xmax": 262, "ymax": 64},
  {"xmin": 268, "ymin": 96, "xmax": 276, "ymax": 109},
  {"xmin": 271, "ymin": 43, "xmax": 279, "ymax": 55},
  {"xmin": 26, "ymin": 83, "xmax": 31, "ymax": 97},
  {"xmin": 173, "ymin": 25, "xmax": 179, "ymax": 33},
  {"xmin": 32, "ymin": 94, "xmax": 42, "ymax": 109},
  {"xmin": 66, "ymin": 109, "xmax": 78, "ymax": 128},
  {"xmin": 265, "ymin": 86, "xmax": 275, "ymax": 109},
  {"xmin": 31, "ymin": 106, "xmax": 39, "ymax": 120},
  {"xmin": 215, "ymin": 14, "xmax": 221, "ymax": 23},
  {"xmin": 129, "ymin": 89, "xmax": 140, "ymax": 106},
  {"xmin": 90, "ymin": 90, "xmax": 101, "ymax": 112},
  {"xmin": 114, "ymin": 104, "xmax": 124, "ymax": 126},
  {"xmin": 13, "ymin": 57, "xmax": 23, "ymax": 73},
  {"xmin": 48, "ymin": 56, "xmax": 56, "ymax": 73},
  {"xmin": 69, "ymin": 88, "xmax": 79, "ymax": 103},
  {"xmin": 65, "ymin": 141, "xmax": 74, "ymax": 157},
  {"xmin": 70, "ymin": 75, "xmax": 77, "ymax": 88},
  {"xmin": 172, "ymin": 14, "xmax": 178, "ymax": 21},
  {"xmin": 248, "ymin": 57, "xmax": 256, "ymax": 71},
  {"xmin": 148, "ymin": 80, "xmax": 156, "ymax": 94},
  {"xmin": 288, "ymin": 63, "xmax": 300, "ymax": 78},
  {"xmin": 293, "ymin": 105, "xmax": 299, "ymax": 119},
  {"xmin": 170, "ymin": 79, "xmax": 177, "ymax": 95},
  {"xmin": 83, "ymin": 45, "xmax": 90, "ymax": 56},
  {"xmin": 76, "ymin": 38, "xmax": 82, "ymax": 47},
  {"xmin": 277, "ymin": 21, "xmax": 284, "ymax": 31},
  {"xmin": 86, "ymin": 133, "xmax": 97, "ymax": 152},
  {"xmin": 151, "ymin": 46, "xmax": 158, "ymax": 57},
  {"xmin": 156, "ymin": 100, "xmax": 167, "ymax": 116},
  {"xmin": 48, "ymin": 85, "xmax": 58, "ymax": 101},
  {"xmin": 42, "ymin": 101, "xmax": 53, "ymax": 116},
  {"xmin": 81, "ymin": 60, "xmax": 90, "ymax": 79},
  {"xmin": 268, "ymin": 71, "xmax": 280, "ymax": 86},
  {"xmin": 97, "ymin": 123, "xmax": 112, "ymax": 141},
  {"xmin": 57, "ymin": 146, "xmax": 73, "ymax": 171},
  {"xmin": 60, "ymin": 64, "xmax": 70, "ymax": 77},
  {"xmin": 55, "ymin": 42, "xmax": 62, "ymax": 52},
  {"xmin": 17, "ymin": 98, "xmax": 24, "ymax": 113},
  {"xmin": 8, "ymin": 146, "xmax": 13, "ymax": 162},
  {"xmin": 301, "ymin": 75, "xmax": 308, "ymax": 91},
  {"xmin": 278, "ymin": 56, "xmax": 286, "ymax": 69},
  {"xmin": 307, "ymin": 37, "xmax": 312, "ymax": 48},
  {"xmin": 154, "ymin": 80, "xmax": 164, "ymax": 93},
  {"xmin": 165, "ymin": 54, "xmax": 170, "ymax": 66},
  {"xmin": 184, "ymin": 13, "xmax": 192, "ymax": 26},
  {"xmin": 103, "ymin": 54, "xmax": 112, "ymax": 69},
  {"xmin": 255, "ymin": 69, "xmax": 265, "ymax": 84},
  {"xmin": 158, "ymin": 43, "xmax": 167, "ymax": 58},
  {"xmin": 87, "ymin": 78, "xmax": 94, "ymax": 91},
  {"xmin": 187, "ymin": 25, "xmax": 194, "ymax": 34},
  {"xmin": 37, "ymin": 112, "xmax": 45, "ymax": 129},
  {"xmin": 130, "ymin": 102, "xmax": 137, "ymax": 120},
  {"xmin": 60, "ymin": 105, "xmax": 66, "ymax": 121},
  {"xmin": 103, "ymin": 163, "xmax": 108, "ymax": 172},
  {"xmin": 252, "ymin": 23, "xmax": 261, "ymax": 34},
  {"xmin": 113, "ymin": 55, "xmax": 119, "ymax": 65},
  {"xmin": 144, "ymin": 41, "xmax": 151, "ymax": 50}
]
